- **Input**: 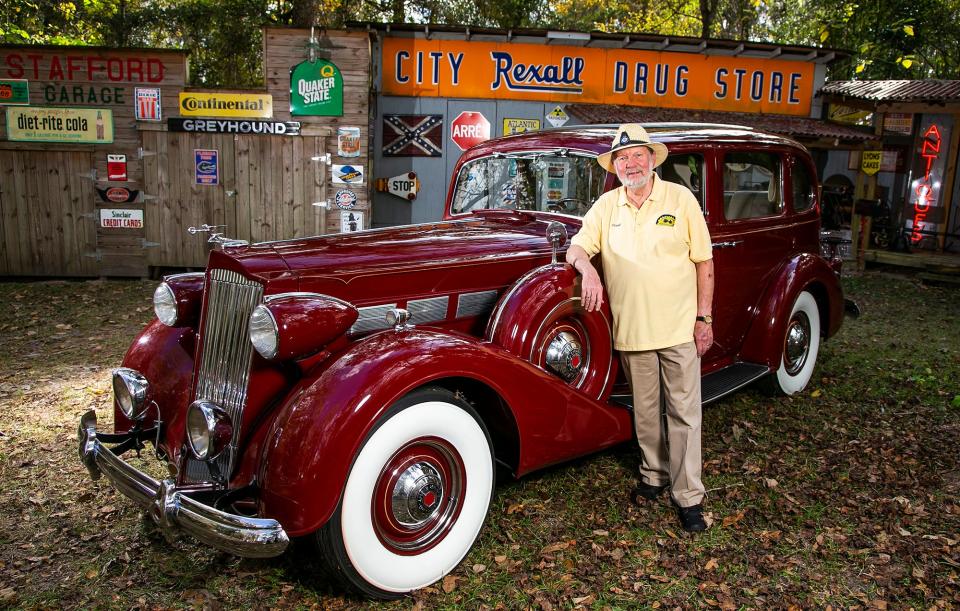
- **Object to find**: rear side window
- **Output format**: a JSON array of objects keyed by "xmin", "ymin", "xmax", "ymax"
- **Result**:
[
  {"xmin": 723, "ymin": 152, "xmax": 783, "ymax": 220},
  {"xmin": 658, "ymin": 153, "xmax": 705, "ymax": 211},
  {"xmin": 792, "ymin": 159, "xmax": 816, "ymax": 213}
]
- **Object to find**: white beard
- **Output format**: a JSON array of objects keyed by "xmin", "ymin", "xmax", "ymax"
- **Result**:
[{"xmin": 620, "ymin": 171, "xmax": 652, "ymax": 190}]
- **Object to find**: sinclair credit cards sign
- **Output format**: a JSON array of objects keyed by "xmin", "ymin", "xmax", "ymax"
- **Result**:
[{"xmin": 382, "ymin": 39, "xmax": 816, "ymax": 116}]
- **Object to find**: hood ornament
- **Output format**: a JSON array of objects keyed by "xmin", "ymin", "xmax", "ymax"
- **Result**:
[
  {"xmin": 187, "ymin": 224, "xmax": 248, "ymax": 249},
  {"xmin": 546, "ymin": 221, "xmax": 568, "ymax": 264}
]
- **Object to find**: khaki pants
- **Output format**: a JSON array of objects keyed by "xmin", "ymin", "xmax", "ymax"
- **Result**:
[{"xmin": 620, "ymin": 341, "xmax": 705, "ymax": 507}]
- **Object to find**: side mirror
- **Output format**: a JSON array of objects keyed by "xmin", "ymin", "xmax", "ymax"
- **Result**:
[{"xmin": 546, "ymin": 221, "xmax": 568, "ymax": 264}]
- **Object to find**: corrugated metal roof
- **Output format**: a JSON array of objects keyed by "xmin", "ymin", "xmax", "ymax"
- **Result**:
[
  {"xmin": 821, "ymin": 80, "xmax": 960, "ymax": 103},
  {"xmin": 565, "ymin": 104, "xmax": 874, "ymax": 143}
]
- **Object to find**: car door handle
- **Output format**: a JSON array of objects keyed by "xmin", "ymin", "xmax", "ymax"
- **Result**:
[{"xmin": 712, "ymin": 240, "xmax": 743, "ymax": 249}]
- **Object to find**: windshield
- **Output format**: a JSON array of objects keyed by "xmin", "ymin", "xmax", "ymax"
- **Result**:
[{"xmin": 450, "ymin": 152, "xmax": 606, "ymax": 217}]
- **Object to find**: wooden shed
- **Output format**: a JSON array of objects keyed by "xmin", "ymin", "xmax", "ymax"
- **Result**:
[{"xmin": 0, "ymin": 29, "xmax": 371, "ymax": 277}]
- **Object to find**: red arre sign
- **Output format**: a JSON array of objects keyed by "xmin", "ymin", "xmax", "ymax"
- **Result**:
[{"xmin": 451, "ymin": 111, "xmax": 490, "ymax": 151}]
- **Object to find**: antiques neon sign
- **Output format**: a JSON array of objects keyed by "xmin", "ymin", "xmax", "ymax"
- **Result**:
[{"xmin": 909, "ymin": 124, "xmax": 942, "ymax": 244}]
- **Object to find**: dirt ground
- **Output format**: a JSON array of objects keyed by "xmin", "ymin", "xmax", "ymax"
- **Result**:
[{"xmin": 0, "ymin": 271, "xmax": 957, "ymax": 609}]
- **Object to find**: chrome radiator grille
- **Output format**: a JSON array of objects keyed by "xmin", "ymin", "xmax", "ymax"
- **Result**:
[{"xmin": 184, "ymin": 268, "xmax": 264, "ymax": 484}]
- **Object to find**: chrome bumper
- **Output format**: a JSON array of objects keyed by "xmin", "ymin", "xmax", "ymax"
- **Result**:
[{"xmin": 77, "ymin": 410, "xmax": 289, "ymax": 559}]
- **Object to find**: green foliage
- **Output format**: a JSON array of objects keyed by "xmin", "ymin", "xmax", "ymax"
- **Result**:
[{"xmin": 2, "ymin": 0, "xmax": 958, "ymax": 83}]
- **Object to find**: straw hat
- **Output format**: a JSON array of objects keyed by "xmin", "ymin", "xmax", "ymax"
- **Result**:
[{"xmin": 596, "ymin": 124, "xmax": 668, "ymax": 173}]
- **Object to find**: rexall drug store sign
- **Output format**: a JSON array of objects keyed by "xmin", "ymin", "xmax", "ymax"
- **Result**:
[{"xmin": 290, "ymin": 59, "xmax": 343, "ymax": 116}]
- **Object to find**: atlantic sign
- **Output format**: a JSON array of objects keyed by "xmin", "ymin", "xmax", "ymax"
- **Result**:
[{"xmin": 382, "ymin": 39, "xmax": 816, "ymax": 116}]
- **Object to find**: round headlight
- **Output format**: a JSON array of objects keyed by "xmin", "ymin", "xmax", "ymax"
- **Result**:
[
  {"xmin": 153, "ymin": 283, "xmax": 178, "ymax": 326},
  {"xmin": 186, "ymin": 401, "xmax": 233, "ymax": 461},
  {"xmin": 112, "ymin": 368, "xmax": 149, "ymax": 420},
  {"xmin": 249, "ymin": 304, "xmax": 279, "ymax": 359}
]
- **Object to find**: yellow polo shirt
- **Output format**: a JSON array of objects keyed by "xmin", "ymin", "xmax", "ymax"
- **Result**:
[{"xmin": 571, "ymin": 175, "xmax": 712, "ymax": 351}]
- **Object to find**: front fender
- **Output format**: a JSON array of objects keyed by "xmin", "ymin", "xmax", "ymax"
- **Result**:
[
  {"xmin": 257, "ymin": 329, "xmax": 633, "ymax": 536},
  {"xmin": 117, "ymin": 320, "xmax": 195, "ymax": 461},
  {"xmin": 739, "ymin": 253, "xmax": 844, "ymax": 368}
]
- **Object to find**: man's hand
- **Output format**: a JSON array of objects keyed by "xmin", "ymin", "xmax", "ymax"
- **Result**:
[
  {"xmin": 694, "ymin": 321, "xmax": 713, "ymax": 357},
  {"xmin": 566, "ymin": 244, "xmax": 604, "ymax": 312},
  {"xmin": 579, "ymin": 266, "xmax": 605, "ymax": 312}
]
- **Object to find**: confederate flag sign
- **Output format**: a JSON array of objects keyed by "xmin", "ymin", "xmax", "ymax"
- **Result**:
[{"xmin": 382, "ymin": 115, "xmax": 443, "ymax": 157}]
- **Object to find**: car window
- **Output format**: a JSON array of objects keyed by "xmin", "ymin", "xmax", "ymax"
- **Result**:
[
  {"xmin": 722, "ymin": 152, "xmax": 783, "ymax": 220},
  {"xmin": 450, "ymin": 152, "xmax": 606, "ymax": 217},
  {"xmin": 791, "ymin": 159, "xmax": 816, "ymax": 213},
  {"xmin": 658, "ymin": 153, "xmax": 705, "ymax": 211}
]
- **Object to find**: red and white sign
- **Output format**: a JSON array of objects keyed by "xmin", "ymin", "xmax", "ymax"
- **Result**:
[
  {"xmin": 135, "ymin": 87, "xmax": 162, "ymax": 122},
  {"xmin": 107, "ymin": 154, "xmax": 127, "ymax": 181},
  {"xmin": 100, "ymin": 208, "xmax": 144, "ymax": 229},
  {"xmin": 451, "ymin": 111, "xmax": 490, "ymax": 151},
  {"xmin": 375, "ymin": 172, "xmax": 420, "ymax": 201}
]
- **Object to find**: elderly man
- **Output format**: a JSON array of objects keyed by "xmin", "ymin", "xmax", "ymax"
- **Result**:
[{"xmin": 566, "ymin": 124, "xmax": 714, "ymax": 532}]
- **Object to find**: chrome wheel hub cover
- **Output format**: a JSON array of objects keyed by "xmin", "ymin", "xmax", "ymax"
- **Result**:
[
  {"xmin": 784, "ymin": 312, "xmax": 811, "ymax": 375},
  {"xmin": 546, "ymin": 330, "xmax": 584, "ymax": 381},
  {"xmin": 391, "ymin": 462, "xmax": 444, "ymax": 527}
]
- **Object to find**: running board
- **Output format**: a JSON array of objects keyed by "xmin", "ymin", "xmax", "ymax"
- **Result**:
[{"xmin": 609, "ymin": 362, "xmax": 770, "ymax": 409}]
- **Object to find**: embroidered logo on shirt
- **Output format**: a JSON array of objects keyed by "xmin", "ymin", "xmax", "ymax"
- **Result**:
[{"xmin": 656, "ymin": 214, "xmax": 676, "ymax": 226}]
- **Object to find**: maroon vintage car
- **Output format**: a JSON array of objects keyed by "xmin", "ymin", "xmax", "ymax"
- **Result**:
[{"xmin": 79, "ymin": 123, "xmax": 849, "ymax": 598}]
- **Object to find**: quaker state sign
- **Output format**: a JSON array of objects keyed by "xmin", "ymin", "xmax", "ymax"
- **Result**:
[{"xmin": 290, "ymin": 59, "xmax": 343, "ymax": 116}]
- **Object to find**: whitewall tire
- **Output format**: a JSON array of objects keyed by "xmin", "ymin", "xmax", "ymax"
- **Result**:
[
  {"xmin": 316, "ymin": 388, "xmax": 494, "ymax": 598},
  {"xmin": 768, "ymin": 290, "xmax": 821, "ymax": 395}
]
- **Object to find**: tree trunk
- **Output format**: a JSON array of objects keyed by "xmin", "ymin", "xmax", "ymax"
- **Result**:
[
  {"xmin": 699, "ymin": 0, "xmax": 718, "ymax": 38},
  {"xmin": 290, "ymin": 0, "xmax": 319, "ymax": 27}
]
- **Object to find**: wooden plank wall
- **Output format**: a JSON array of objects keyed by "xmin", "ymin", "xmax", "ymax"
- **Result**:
[
  {"xmin": 1, "ymin": 32, "xmax": 370, "ymax": 276},
  {"xmin": 263, "ymin": 29, "xmax": 370, "ymax": 234},
  {"xmin": 0, "ymin": 46, "xmax": 188, "ymax": 276},
  {"xmin": 0, "ymin": 149, "xmax": 96, "ymax": 275}
]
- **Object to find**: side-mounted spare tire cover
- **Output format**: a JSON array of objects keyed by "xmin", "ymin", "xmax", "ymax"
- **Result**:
[{"xmin": 486, "ymin": 264, "xmax": 616, "ymax": 401}]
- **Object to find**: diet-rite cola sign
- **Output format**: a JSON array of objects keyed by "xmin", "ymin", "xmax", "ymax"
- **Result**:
[{"xmin": 290, "ymin": 59, "xmax": 343, "ymax": 116}]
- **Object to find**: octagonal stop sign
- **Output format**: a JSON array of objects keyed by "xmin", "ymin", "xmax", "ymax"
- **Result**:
[{"xmin": 451, "ymin": 111, "xmax": 491, "ymax": 151}]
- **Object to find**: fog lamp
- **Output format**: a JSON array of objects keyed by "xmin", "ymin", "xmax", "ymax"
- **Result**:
[
  {"xmin": 186, "ymin": 400, "xmax": 233, "ymax": 461},
  {"xmin": 112, "ymin": 368, "xmax": 149, "ymax": 420}
]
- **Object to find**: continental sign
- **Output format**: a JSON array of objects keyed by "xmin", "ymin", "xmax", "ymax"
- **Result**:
[
  {"xmin": 382, "ymin": 39, "xmax": 816, "ymax": 116},
  {"xmin": 178, "ymin": 92, "xmax": 273, "ymax": 118}
]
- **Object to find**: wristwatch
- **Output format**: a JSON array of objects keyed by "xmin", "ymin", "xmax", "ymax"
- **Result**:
[{"xmin": 696, "ymin": 315, "xmax": 713, "ymax": 324}]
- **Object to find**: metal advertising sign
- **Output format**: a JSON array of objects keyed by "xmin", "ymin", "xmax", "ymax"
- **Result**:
[
  {"xmin": 860, "ymin": 151, "xmax": 882, "ymax": 176},
  {"xmin": 0, "ymin": 79, "xmax": 29, "ymax": 105},
  {"xmin": 382, "ymin": 38, "xmax": 817, "ymax": 116},
  {"xmin": 341, "ymin": 210, "xmax": 363, "ymax": 232},
  {"xmin": 332, "ymin": 164, "xmax": 364, "ymax": 185},
  {"xmin": 107, "ymin": 154, "xmax": 128, "ymax": 181},
  {"xmin": 337, "ymin": 127, "xmax": 361, "ymax": 157},
  {"xmin": 179, "ymin": 92, "xmax": 272, "ymax": 118},
  {"xmin": 290, "ymin": 59, "xmax": 343, "ymax": 116},
  {"xmin": 195, "ymin": 149, "xmax": 219, "ymax": 185},
  {"xmin": 168, "ymin": 118, "xmax": 301, "ymax": 135},
  {"xmin": 96, "ymin": 186, "xmax": 139, "ymax": 203},
  {"xmin": 503, "ymin": 118, "xmax": 540, "ymax": 135},
  {"xmin": 5, "ymin": 107, "xmax": 113, "ymax": 143},
  {"xmin": 100, "ymin": 208, "xmax": 144, "ymax": 229},
  {"xmin": 135, "ymin": 87, "xmax": 161, "ymax": 121},
  {"xmin": 334, "ymin": 189, "xmax": 358, "ymax": 209}
]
